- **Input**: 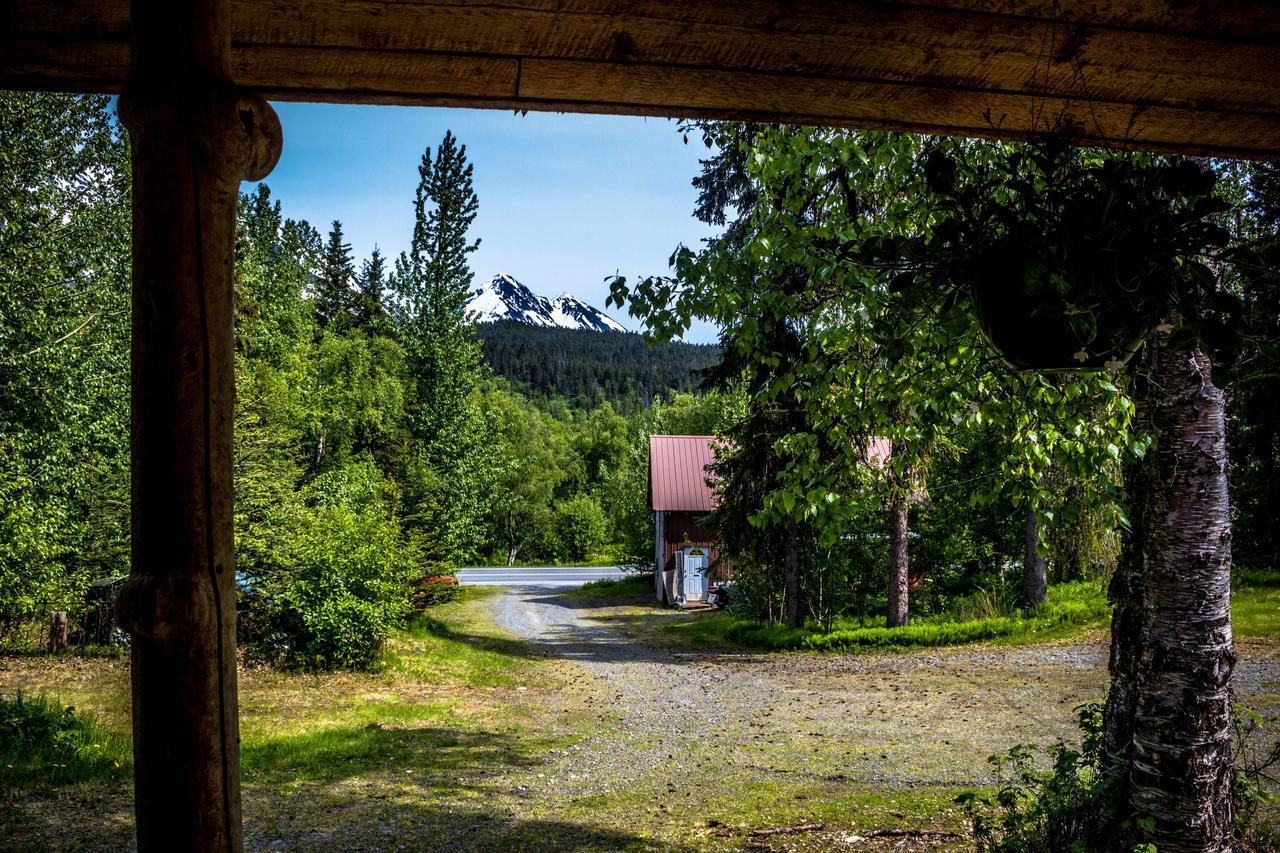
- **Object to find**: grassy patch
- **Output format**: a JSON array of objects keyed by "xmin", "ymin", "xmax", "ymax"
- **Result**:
[
  {"xmin": 635, "ymin": 581, "xmax": 1110, "ymax": 654},
  {"xmin": 242, "ymin": 711, "xmax": 553, "ymax": 786},
  {"xmin": 1235, "ymin": 584, "xmax": 1280, "ymax": 639},
  {"xmin": 0, "ymin": 692, "xmax": 130, "ymax": 793},
  {"xmin": 553, "ymin": 780, "xmax": 972, "ymax": 850},
  {"xmin": 385, "ymin": 586, "xmax": 539, "ymax": 687},
  {"xmin": 562, "ymin": 573, "xmax": 655, "ymax": 602}
]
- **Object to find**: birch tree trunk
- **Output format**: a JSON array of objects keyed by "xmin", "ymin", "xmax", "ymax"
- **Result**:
[
  {"xmin": 886, "ymin": 492, "xmax": 909, "ymax": 628},
  {"xmin": 1021, "ymin": 505, "xmax": 1048, "ymax": 608},
  {"xmin": 1128, "ymin": 344, "xmax": 1235, "ymax": 852},
  {"xmin": 783, "ymin": 525, "xmax": 803, "ymax": 629}
]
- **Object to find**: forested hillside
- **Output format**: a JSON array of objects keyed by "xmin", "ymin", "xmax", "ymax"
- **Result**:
[{"xmin": 476, "ymin": 320, "xmax": 718, "ymax": 409}]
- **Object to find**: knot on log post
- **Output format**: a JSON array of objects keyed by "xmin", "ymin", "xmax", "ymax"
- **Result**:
[
  {"xmin": 208, "ymin": 91, "xmax": 281, "ymax": 183},
  {"xmin": 115, "ymin": 573, "xmax": 217, "ymax": 646},
  {"xmin": 118, "ymin": 87, "xmax": 282, "ymax": 185}
]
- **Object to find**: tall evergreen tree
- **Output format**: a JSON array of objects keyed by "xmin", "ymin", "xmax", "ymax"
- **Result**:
[
  {"xmin": 316, "ymin": 219, "xmax": 355, "ymax": 329},
  {"xmin": 391, "ymin": 130, "xmax": 482, "ymax": 437},
  {"xmin": 355, "ymin": 245, "xmax": 389, "ymax": 335},
  {"xmin": 389, "ymin": 130, "xmax": 489, "ymax": 561}
]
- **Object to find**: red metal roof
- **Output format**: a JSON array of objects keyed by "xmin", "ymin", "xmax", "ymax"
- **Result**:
[{"xmin": 649, "ymin": 435, "xmax": 717, "ymax": 512}]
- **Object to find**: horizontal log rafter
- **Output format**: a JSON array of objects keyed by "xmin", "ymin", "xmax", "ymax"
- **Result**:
[{"xmin": 4, "ymin": 0, "xmax": 1280, "ymax": 157}]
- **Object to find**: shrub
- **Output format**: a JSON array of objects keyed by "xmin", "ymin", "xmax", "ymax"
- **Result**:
[
  {"xmin": 960, "ymin": 703, "xmax": 1280, "ymax": 852},
  {"xmin": 0, "ymin": 692, "xmax": 130, "ymax": 793},
  {"xmin": 957, "ymin": 701, "xmax": 1146, "ymax": 850},
  {"xmin": 1234, "ymin": 706, "xmax": 1280, "ymax": 849},
  {"xmin": 238, "ymin": 460, "xmax": 421, "ymax": 670},
  {"xmin": 412, "ymin": 576, "xmax": 460, "ymax": 608},
  {"xmin": 957, "ymin": 704, "xmax": 1141, "ymax": 852}
]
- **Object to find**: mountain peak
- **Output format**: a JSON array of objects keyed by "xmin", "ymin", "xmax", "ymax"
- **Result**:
[{"xmin": 468, "ymin": 274, "xmax": 626, "ymax": 333}]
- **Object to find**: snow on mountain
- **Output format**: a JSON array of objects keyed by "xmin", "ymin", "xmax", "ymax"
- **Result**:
[
  {"xmin": 467, "ymin": 274, "xmax": 627, "ymax": 333},
  {"xmin": 548, "ymin": 292, "xmax": 627, "ymax": 333}
]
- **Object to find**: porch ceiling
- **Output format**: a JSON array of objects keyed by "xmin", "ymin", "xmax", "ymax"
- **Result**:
[{"xmin": 4, "ymin": 1, "xmax": 1280, "ymax": 159}]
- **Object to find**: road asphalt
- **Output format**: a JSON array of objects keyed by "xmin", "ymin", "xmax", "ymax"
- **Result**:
[{"xmin": 456, "ymin": 564, "xmax": 628, "ymax": 587}]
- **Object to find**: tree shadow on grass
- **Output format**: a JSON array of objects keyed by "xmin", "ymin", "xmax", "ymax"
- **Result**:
[
  {"xmin": 5, "ymin": 784, "xmax": 675, "ymax": 853},
  {"xmin": 241, "ymin": 722, "xmax": 547, "ymax": 790},
  {"xmin": 242, "ymin": 801, "xmax": 675, "ymax": 852},
  {"xmin": 7, "ymin": 722, "xmax": 675, "ymax": 851},
  {"xmin": 402, "ymin": 613, "xmax": 543, "ymax": 662}
]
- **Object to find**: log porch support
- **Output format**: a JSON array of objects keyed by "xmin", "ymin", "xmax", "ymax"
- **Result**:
[{"xmin": 112, "ymin": 0, "xmax": 280, "ymax": 849}]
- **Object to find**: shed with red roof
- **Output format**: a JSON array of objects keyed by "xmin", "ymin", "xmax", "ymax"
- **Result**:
[{"xmin": 649, "ymin": 435, "xmax": 723, "ymax": 605}]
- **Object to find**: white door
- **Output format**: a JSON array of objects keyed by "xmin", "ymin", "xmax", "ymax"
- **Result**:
[{"xmin": 683, "ymin": 547, "xmax": 709, "ymax": 600}]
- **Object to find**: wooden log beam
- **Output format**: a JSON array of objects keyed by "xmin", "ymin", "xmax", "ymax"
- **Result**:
[
  {"xmin": 3, "ymin": 1, "xmax": 1280, "ymax": 158},
  {"xmin": 112, "ymin": 0, "xmax": 280, "ymax": 849}
]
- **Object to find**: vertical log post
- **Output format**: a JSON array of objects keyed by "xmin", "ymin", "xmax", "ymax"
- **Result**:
[{"xmin": 113, "ymin": 0, "xmax": 281, "ymax": 849}]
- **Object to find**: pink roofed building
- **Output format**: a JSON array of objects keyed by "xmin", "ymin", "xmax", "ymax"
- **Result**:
[{"xmin": 648, "ymin": 435, "xmax": 723, "ymax": 605}]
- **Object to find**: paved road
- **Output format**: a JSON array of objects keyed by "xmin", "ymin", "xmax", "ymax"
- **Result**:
[{"xmin": 456, "ymin": 564, "xmax": 628, "ymax": 587}]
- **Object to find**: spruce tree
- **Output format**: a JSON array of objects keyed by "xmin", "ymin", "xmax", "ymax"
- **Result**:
[
  {"xmin": 390, "ymin": 131, "xmax": 483, "ymax": 434},
  {"xmin": 355, "ymin": 245, "xmax": 389, "ymax": 335},
  {"xmin": 316, "ymin": 219, "xmax": 355, "ymax": 329},
  {"xmin": 389, "ymin": 130, "xmax": 489, "ymax": 561}
]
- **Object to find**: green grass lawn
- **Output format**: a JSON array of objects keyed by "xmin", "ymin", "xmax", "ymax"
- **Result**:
[
  {"xmin": 561, "ymin": 572, "xmax": 655, "ymax": 601},
  {"xmin": 588, "ymin": 580, "xmax": 1112, "ymax": 654},
  {"xmin": 1234, "ymin": 583, "xmax": 1280, "ymax": 639}
]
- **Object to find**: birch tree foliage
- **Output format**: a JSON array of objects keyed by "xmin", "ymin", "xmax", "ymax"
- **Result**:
[{"xmin": 611, "ymin": 124, "xmax": 1136, "ymax": 548}]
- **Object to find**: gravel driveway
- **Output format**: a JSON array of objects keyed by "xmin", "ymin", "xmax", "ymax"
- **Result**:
[
  {"xmin": 494, "ymin": 587, "xmax": 1280, "ymax": 795},
  {"xmin": 493, "ymin": 587, "xmax": 1114, "ymax": 794}
]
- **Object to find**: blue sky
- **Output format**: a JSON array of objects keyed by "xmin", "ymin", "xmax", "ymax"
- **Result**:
[{"xmin": 246, "ymin": 103, "xmax": 721, "ymax": 343}]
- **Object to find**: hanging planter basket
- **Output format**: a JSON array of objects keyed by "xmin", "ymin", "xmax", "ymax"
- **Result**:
[
  {"xmin": 917, "ymin": 147, "xmax": 1228, "ymax": 374},
  {"xmin": 966, "ymin": 238, "xmax": 1160, "ymax": 372}
]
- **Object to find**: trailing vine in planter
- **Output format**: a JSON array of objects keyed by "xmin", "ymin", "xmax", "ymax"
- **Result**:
[{"xmin": 892, "ymin": 140, "xmax": 1240, "ymax": 375}]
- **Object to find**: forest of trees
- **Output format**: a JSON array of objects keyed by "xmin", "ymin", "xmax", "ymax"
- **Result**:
[{"xmin": 475, "ymin": 320, "xmax": 718, "ymax": 411}]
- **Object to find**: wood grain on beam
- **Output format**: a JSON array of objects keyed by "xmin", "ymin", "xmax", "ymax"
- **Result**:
[
  {"xmin": 4, "ymin": 0, "xmax": 1280, "ymax": 158},
  {"xmin": 517, "ymin": 59, "xmax": 1280, "ymax": 159}
]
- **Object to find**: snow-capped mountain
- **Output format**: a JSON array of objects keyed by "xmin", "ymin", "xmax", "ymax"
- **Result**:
[{"xmin": 467, "ymin": 273, "xmax": 627, "ymax": 333}]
